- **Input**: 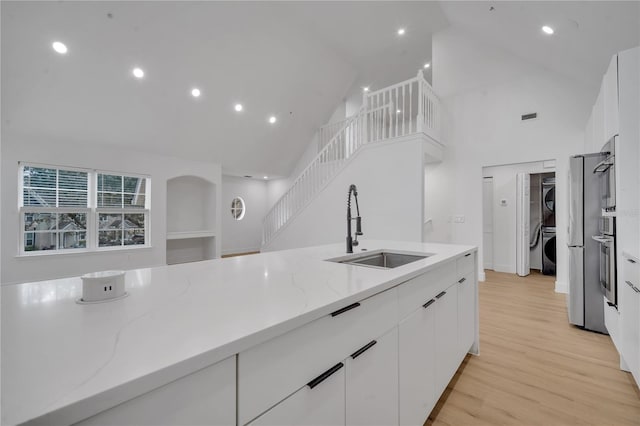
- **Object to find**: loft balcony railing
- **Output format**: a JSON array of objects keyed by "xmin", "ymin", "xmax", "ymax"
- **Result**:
[{"xmin": 262, "ymin": 70, "xmax": 440, "ymax": 246}]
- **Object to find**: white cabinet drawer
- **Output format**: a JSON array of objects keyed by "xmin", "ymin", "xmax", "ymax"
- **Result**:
[
  {"xmin": 238, "ymin": 287, "xmax": 398, "ymax": 425},
  {"xmin": 398, "ymin": 261, "xmax": 456, "ymax": 320},
  {"xmin": 248, "ymin": 361, "xmax": 345, "ymax": 426},
  {"xmin": 456, "ymin": 252, "xmax": 475, "ymax": 280}
]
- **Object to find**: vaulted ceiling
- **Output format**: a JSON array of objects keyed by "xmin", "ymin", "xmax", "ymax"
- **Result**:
[
  {"xmin": 2, "ymin": 1, "xmax": 638, "ymax": 178},
  {"xmin": 1, "ymin": 1, "xmax": 445, "ymax": 178},
  {"xmin": 439, "ymin": 1, "xmax": 640, "ymax": 89}
]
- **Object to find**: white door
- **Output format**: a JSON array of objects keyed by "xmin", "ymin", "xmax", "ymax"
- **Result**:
[
  {"xmin": 249, "ymin": 363, "xmax": 345, "ymax": 426},
  {"xmin": 482, "ymin": 177, "xmax": 494, "ymax": 270},
  {"xmin": 516, "ymin": 173, "xmax": 531, "ymax": 276},
  {"xmin": 346, "ymin": 327, "xmax": 398, "ymax": 426},
  {"xmin": 398, "ymin": 302, "xmax": 437, "ymax": 426}
]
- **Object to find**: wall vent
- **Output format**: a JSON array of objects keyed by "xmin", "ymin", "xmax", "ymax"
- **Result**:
[{"xmin": 521, "ymin": 113, "xmax": 537, "ymax": 121}]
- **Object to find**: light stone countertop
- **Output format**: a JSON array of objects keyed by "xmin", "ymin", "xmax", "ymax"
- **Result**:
[{"xmin": 1, "ymin": 240, "xmax": 476, "ymax": 426}]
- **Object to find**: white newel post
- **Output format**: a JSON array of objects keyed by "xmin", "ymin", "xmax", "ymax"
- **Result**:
[{"xmin": 416, "ymin": 70, "xmax": 424, "ymax": 134}]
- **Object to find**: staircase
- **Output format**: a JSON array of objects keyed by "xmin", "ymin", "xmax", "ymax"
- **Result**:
[{"xmin": 262, "ymin": 70, "xmax": 442, "ymax": 247}]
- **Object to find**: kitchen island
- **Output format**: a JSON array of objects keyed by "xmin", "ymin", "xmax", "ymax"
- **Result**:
[{"xmin": 2, "ymin": 240, "xmax": 478, "ymax": 426}]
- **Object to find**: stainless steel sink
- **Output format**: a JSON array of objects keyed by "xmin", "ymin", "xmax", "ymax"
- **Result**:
[{"xmin": 327, "ymin": 250, "xmax": 432, "ymax": 269}]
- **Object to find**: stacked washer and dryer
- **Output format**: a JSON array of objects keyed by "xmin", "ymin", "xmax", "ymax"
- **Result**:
[{"xmin": 541, "ymin": 177, "xmax": 556, "ymax": 275}]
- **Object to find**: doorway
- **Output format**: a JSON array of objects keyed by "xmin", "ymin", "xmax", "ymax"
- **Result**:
[
  {"xmin": 482, "ymin": 161, "xmax": 556, "ymax": 277},
  {"xmin": 530, "ymin": 172, "xmax": 556, "ymax": 275}
]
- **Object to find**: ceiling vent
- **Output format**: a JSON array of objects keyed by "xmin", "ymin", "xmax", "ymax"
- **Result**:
[{"xmin": 521, "ymin": 113, "xmax": 537, "ymax": 121}]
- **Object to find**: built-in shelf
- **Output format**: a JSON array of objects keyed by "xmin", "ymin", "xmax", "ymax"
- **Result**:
[
  {"xmin": 166, "ymin": 231, "xmax": 216, "ymax": 240},
  {"xmin": 166, "ymin": 175, "xmax": 217, "ymax": 265}
]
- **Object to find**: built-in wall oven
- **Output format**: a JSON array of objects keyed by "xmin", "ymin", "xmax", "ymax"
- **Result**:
[{"xmin": 593, "ymin": 217, "xmax": 616, "ymax": 306}]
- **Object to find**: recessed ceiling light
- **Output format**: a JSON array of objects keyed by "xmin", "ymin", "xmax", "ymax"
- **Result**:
[
  {"xmin": 263, "ymin": 176, "xmax": 268, "ymax": 179},
  {"xmin": 268, "ymin": 116, "xmax": 277, "ymax": 124},
  {"xmin": 396, "ymin": 109, "xmax": 402, "ymax": 114},
  {"xmin": 397, "ymin": 28, "xmax": 406, "ymax": 36},
  {"xmin": 424, "ymin": 62, "xmax": 431, "ymax": 69},
  {"xmin": 191, "ymin": 88, "xmax": 201, "ymax": 98},
  {"xmin": 363, "ymin": 86, "xmax": 370, "ymax": 92},
  {"xmin": 542, "ymin": 25, "xmax": 554, "ymax": 35},
  {"xmin": 234, "ymin": 103, "xmax": 243, "ymax": 112},
  {"xmin": 132, "ymin": 67, "xmax": 144, "ymax": 79},
  {"xmin": 52, "ymin": 41, "xmax": 67, "ymax": 54}
]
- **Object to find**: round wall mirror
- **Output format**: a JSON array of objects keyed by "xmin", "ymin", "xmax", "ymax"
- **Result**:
[{"xmin": 231, "ymin": 197, "xmax": 246, "ymax": 220}]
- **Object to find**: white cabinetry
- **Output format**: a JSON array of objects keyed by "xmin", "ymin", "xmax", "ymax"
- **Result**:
[
  {"xmin": 584, "ymin": 110, "xmax": 595, "ymax": 154},
  {"xmin": 398, "ymin": 254, "xmax": 478, "ymax": 426},
  {"xmin": 238, "ymin": 288, "xmax": 397, "ymax": 425},
  {"xmin": 620, "ymin": 255, "xmax": 640, "ymax": 385},
  {"xmin": 346, "ymin": 327, "xmax": 399, "ymax": 426},
  {"xmin": 74, "ymin": 356, "xmax": 236, "ymax": 426},
  {"xmin": 242, "ymin": 252, "xmax": 478, "ymax": 426},
  {"xmin": 434, "ymin": 285, "xmax": 459, "ymax": 394},
  {"xmin": 398, "ymin": 294, "xmax": 437, "ymax": 426},
  {"xmin": 588, "ymin": 55, "xmax": 618, "ymax": 153},
  {"xmin": 458, "ymin": 271, "xmax": 476, "ymax": 355},
  {"xmin": 592, "ymin": 84, "xmax": 605, "ymax": 150},
  {"xmin": 603, "ymin": 55, "xmax": 619, "ymax": 142},
  {"xmin": 249, "ymin": 363, "xmax": 346, "ymax": 426}
]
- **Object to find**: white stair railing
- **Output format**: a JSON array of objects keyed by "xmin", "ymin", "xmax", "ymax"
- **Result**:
[
  {"xmin": 318, "ymin": 115, "xmax": 354, "ymax": 152},
  {"xmin": 262, "ymin": 70, "xmax": 440, "ymax": 246}
]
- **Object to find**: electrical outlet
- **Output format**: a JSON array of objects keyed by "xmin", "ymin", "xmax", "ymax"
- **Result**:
[
  {"xmin": 454, "ymin": 215, "xmax": 465, "ymax": 223},
  {"xmin": 78, "ymin": 271, "xmax": 127, "ymax": 304}
]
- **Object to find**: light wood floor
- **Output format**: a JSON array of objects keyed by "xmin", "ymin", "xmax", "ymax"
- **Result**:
[{"xmin": 427, "ymin": 270, "xmax": 640, "ymax": 426}]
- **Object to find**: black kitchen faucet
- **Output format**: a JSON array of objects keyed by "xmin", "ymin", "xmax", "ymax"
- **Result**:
[{"xmin": 346, "ymin": 184, "xmax": 363, "ymax": 253}]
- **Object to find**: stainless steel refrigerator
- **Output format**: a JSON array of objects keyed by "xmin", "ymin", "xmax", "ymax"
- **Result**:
[{"xmin": 567, "ymin": 153, "xmax": 608, "ymax": 334}]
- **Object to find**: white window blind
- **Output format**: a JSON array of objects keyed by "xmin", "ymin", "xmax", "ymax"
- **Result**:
[{"xmin": 19, "ymin": 163, "xmax": 150, "ymax": 255}]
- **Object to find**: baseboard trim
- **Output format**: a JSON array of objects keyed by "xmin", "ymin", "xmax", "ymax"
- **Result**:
[
  {"xmin": 478, "ymin": 271, "xmax": 486, "ymax": 282},
  {"xmin": 555, "ymin": 280, "xmax": 568, "ymax": 294},
  {"xmin": 221, "ymin": 248, "xmax": 261, "ymax": 258}
]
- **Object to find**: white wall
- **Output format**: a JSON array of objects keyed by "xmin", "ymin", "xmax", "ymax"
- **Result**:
[
  {"xmin": 263, "ymin": 136, "xmax": 432, "ymax": 252},
  {"xmin": 221, "ymin": 175, "xmax": 268, "ymax": 255},
  {"xmin": 482, "ymin": 161, "xmax": 555, "ymax": 274},
  {"xmin": 1, "ymin": 134, "xmax": 221, "ymax": 284},
  {"xmin": 431, "ymin": 26, "xmax": 593, "ymax": 291}
]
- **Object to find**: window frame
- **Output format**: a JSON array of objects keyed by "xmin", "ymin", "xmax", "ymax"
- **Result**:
[{"xmin": 18, "ymin": 162, "xmax": 151, "ymax": 256}]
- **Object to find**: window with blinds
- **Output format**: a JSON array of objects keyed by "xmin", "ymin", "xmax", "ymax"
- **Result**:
[
  {"xmin": 19, "ymin": 163, "xmax": 150, "ymax": 254},
  {"xmin": 96, "ymin": 173, "xmax": 148, "ymax": 248}
]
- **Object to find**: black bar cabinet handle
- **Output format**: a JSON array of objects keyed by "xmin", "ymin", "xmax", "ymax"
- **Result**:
[
  {"xmin": 626, "ymin": 280, "xmax": 635, "ymax": 288},
  {"xmin": 458, "ymin": 278, "xmax": 466, "ymax": 284},
  {"xmin": 331, "ymin": 302, "xmax": 361, "ymax": 317},
  {"xmin": 423, "ymin": 299, "xmax": 436, "ymax": 308},
  {"xmin": 350, "ymin": 340, "xmax": 377, "ymax": 359},
  {"xmin": 435, "ymin": 291, "xmax": 446, "ymax": 299},
  {"xmin": 606, "ymin": 301, "xmax": 616, "ymax": 307},
  {"xmin": 465, "ymin": 253, "xmax": 471, "ymax": 257},
  {"xmin": 627, "ymin": 258, "xmax": 637, "ymax": 264},
  {"xmin": 307, "ymin": 362, "xmax": 344, "ymax": 389}
]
